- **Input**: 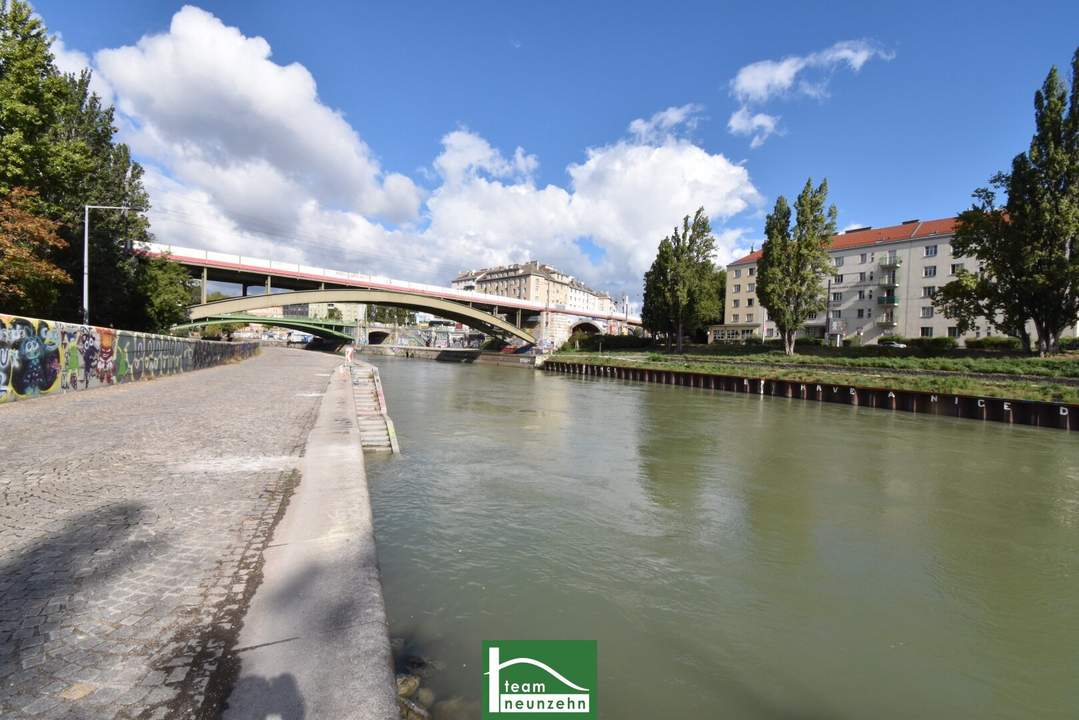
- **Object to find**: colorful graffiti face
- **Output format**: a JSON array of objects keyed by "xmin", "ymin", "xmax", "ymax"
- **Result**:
[{"xmin": 0, "ymin": 313, "xmax": 257, "ymax": 403}]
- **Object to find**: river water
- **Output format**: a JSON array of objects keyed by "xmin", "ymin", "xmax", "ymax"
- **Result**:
[{"xmin": 364, "ymin": 356, "xmax": 1079, "ymax": 719}]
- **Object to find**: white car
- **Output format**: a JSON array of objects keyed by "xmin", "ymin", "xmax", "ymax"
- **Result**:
[{"xmin": 879, "ymin": 339, "xmax": 907, "ymax": 349}]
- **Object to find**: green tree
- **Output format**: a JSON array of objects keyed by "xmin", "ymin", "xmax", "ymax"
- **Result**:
[
  {"xmin": 368, "ymin": 305, "xmax": 416, "ymax": 325},
  {"xmin": 641, "ymin": 237, "xmax": 675, "ymax": 348},
  {"xmin": 137, "ymin": 253, "xmax": 192, "ymax": 332},
  {"xmin": 667, "ymin": 207, "xmax": 718, "ymax": 352},
  {"xmin": 937, "ymin": 49, "xmax": 1079, "ymax": 355},
  {"xmin": 326, "ymin": 306, "xmax": 343, "ymax": 321},
  {"xmin": 0, "ymin": 1, "xmax": 189, "ymax": 330},
  {"xmin": 0, "ymin": 187, "xmax": 70, "ymax": 315},
  {"xmin": 757, "ymin": 179, "xmax": 837, "ymax": 355}
]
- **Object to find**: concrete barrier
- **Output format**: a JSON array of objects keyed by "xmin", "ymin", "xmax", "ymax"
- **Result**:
[
  {"xmin": 0, "ymin": 313, "xmax": 258, "ymax": 403},
  {"xmin": 542, "ymin": 360, "xmax": 1078, "ymax": 431}
]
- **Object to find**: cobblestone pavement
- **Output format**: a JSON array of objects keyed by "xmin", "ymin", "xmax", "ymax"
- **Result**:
[{"xmin": 0, "ymin": 347, "xmax": 341, "ymax": 719}]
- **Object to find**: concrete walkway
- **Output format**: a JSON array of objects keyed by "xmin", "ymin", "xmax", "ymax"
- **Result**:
[
  {"xmin": 222, "ymin": 363, "xmax": 397, "ymax": 720},
  {"xmin": 0, "ymin": 347, "xmax": 395, "ymax": 719}
]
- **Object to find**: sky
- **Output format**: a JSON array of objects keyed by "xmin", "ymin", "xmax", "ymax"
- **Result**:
[{"xmin": 33, "ymin": 0, "xmax": 1079, "ymax": 302}]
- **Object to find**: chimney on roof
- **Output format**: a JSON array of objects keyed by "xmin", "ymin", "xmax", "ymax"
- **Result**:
[
  {"xmin": 901, "ymin": 219, "xmax": 919, "ymax": 224},
  {"xmin": 845, "ymin": 226, "xmax": 872, "ymax": 233}
]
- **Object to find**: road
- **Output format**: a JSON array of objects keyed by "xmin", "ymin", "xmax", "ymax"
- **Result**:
[{"xmin": 0, "ymin": 347, "xmax": 378, "ymax": 719}]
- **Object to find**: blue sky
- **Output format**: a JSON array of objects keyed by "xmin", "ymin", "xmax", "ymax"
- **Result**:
[{"xmin": 34, "ymin": 0, "xmax": 1079, "ymax": 298}]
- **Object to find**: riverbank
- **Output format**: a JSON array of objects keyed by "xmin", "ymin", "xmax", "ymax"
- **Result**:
[
  {"xmin": 553, "ymin": 351, "xmax": 1079, "ymax": 404},
  {"xmin": 546, "ymin": 356, "xmax": 1078, "ymax": 429}
]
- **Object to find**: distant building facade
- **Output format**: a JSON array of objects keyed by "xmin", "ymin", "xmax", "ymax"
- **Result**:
[{"xmin": 710, "ymin": 217, "xmax": 1075, "ymax": 346}]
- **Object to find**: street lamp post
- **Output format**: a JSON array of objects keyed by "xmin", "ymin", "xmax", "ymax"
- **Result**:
[{"xmin": 83, "ymin": 204, "xmax": 135, "ymax": 325}]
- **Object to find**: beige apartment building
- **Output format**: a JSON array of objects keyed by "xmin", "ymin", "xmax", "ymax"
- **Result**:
[
  {"xmin": 452, "ymin": 260, "xmax": 616, "ymax": 315},
  {"xmin": 710, "ymin": 217, "xmax": 1052, "ymax": 346}
]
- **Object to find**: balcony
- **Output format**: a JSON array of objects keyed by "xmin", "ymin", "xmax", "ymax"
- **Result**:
[
  {"xmin": 877, "ymin": 316, "xmax": 898, "ymax": 328},
  {"xmin": 878, "ymin": 273, "xmax": 900, "ymax": 288},
  {"xmin": 877, "ymin": 295, "xmax": 899, "ymax": 306},
  {"xmin": 879, "ymin": 256, "xmax": 902, "ymax": 270}
]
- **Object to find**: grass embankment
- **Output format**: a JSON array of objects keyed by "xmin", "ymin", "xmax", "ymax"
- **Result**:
[{"xmin": 552, "ymin": 348, "xmax": 1079, "ymax": 403}]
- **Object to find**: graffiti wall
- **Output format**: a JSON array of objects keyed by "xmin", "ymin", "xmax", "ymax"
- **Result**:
[{"xmin": 0, "ymin": 314, "xmax": 258, "ymax": 404}]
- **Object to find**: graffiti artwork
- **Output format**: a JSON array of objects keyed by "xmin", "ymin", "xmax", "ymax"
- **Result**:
[{"xmin": 0, "ymin": 313, "xmax": 257, "ymax": 404}]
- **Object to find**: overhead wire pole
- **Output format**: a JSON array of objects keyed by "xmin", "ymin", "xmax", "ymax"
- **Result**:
[{"xmin": 83, "ymin": 204, "xmax": 136, "ymax": 325}]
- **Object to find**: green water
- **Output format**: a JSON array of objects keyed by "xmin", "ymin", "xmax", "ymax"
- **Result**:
[{"xmin": 365, "ymin": 357, "xmax": 1079, "ymax": 719}]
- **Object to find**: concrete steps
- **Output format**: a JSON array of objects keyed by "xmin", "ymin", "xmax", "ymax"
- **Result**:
[{"xmin": 349, "ymin": 362, "xmax": 399, "ymax": 453}]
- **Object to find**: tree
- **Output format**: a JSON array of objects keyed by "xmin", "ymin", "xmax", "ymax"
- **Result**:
[
  {"xmin": 0, "ymin": 187, "xmax": 70, "ymax": 315},
  {"xmin": 757, "ymin": 179, "xmax": 837, "ymax": 355},
  {"xmin": 667, "ymin": 208, "xmax": 718, "ymax": 352},
  {"xmin": 936, "ymin": 49, "xmax": 1079, "ymax": 355},
  {"xmin": 137, "ymin": 253, "xmax": 192, "ymax": 332},
  {"xmin": 326, "ymin": 306, "xmax": 343, "ymax": 321},
  {"xmin": 0, "ymin": 1, "xmax": 190, "ymax": 331},
  {"xmin": 368, "ymin": 305, "xmax": 416, "ymax": 325},
  {"xmin": 642, "ymin": 237, "xmax": 675, "ymax": 348}
]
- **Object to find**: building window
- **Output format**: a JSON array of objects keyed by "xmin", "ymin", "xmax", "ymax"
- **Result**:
[
  {"xmin": 858, "ymin": 272, "xmax": 867, "ymax": 282},
  {"xmin": 732, "ymin": 299, "xmax": 740, "ymax": 308},
  {"xmin": 860, "ymin": 253, "xmax": 868, "ymax": 263},
  {"xmin": 833, "ymin": 274, "xmax": 843, "ymax": 284},
  {"xmin": 834, "ymin": 256, "xmax": 844, "ymax": 267},
  {"xmin": 746, "ymin": 313, "xmax": 754, "ymax": 322},
  {"xmin": 948, "ymin": 327, "xmax": 960, "ymax": 338},
  {"xmin": 924, "ymin": 245, "xmax": 938, "ymax": 257},
  {"xmin": 921, "ymin": 286, "xmax": 937, "ymax": 298},
  {"xmin": 831, "ymin": 309, "xmax": 842, "ymax": 319},
  {"xmin": 734, "ymin": 269, "xmax": 742, "ymax": 278},
  {"xmin": 920, "ymin": 306, "xmax": 934, "ymax": 318},
  {"xmin": 748, "ymin": 267, "xmax": 755, "ymax": 276},
  {"xmin": 921, "ymin": 326, "xmax": 934, "ymax": 337},
  {"xmin": 832, "ymin": 292, "xmax": 842, "ymax": 302},
  {"xmin": 857, "ymin": 308, "xmax": 865, "ymax": 319},
  {"xmin": 732, "ymin": 314, "xmax": 739, "ymax": 323},
  {"xmin": 748, "ymin": 283, "xmax": 755, "ymax": 292},
  {"xmin": 857, "ymin": 290, "xmax": 866, "ymax": 300},
  {"xmin": 733, "ymin": 284, "xmax": 741, "ymax": 293},
  {"xmin": 951, "ymin": 263, "xmax": 964, "ymax": 275},
  {"xmin": 923, "ymin": 266, "xmax": 937, "ymax": 278},
  {"xmin": 766, "ymin": 328, "xmax": 774, "ymax": 338},
  {"xmin": 747, "ymin": 298, "xmax": 754, "ymax": 307},
  {"xmin": 808, "ymin": 312, "xmax": 818, "ymax": 320}
]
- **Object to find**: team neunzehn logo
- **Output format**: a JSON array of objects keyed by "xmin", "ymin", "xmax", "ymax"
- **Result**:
[{"xmin": 483, "ymin": 640, "xmax": 597, "ymax": 718}]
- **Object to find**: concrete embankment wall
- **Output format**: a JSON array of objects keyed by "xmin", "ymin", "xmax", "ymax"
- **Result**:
[
  {"xmin": 543, "ymin": 360, "xmax": 1079, "ymax": 431},
  {"xmin": 0, "ymin": 312, "xmax": 258, "ymax": 403},
  {"xmin": 358, "ymin": 344, "xmax": 537, "ymax": 367}
]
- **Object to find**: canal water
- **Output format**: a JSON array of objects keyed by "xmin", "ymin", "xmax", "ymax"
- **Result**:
[{"xmin": 364, "ymin": 357, "xmax": 1079, "ymax": 719}]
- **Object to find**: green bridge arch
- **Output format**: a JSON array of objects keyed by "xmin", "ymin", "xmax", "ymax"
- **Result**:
[{"xmin": 173, "ymin": 313, "xmax": 355, "ymax": 341}]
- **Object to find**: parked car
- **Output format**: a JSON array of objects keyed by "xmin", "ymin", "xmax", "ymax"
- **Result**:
[{"xmin": 879, "ymin": 339, "xmax": 907, "ymax": 349}]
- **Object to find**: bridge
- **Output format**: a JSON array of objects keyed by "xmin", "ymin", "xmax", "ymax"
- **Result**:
[
  {"xmin": 172, "ymin": 313, "xmax": 357, "ymax": 342},
  {"xmin": 143, "ymin": 242, "xmax": 641, "ymax": 345}
]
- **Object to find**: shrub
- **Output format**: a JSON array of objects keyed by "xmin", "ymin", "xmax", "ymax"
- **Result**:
[
  {"xmin": 1058, "ymin": 337, "xmax": 1079, "ymax": 351},
  {"xmin": 965, "ymin": 336, "xmax": 1022, "ymax": 351},
  {"xmin": 907, "ymin": 336, "xmax": 958, "ymax": 351},
  {"xmin": 877, "ymin": 335, "xmax": 907, "ymax": 344},
  {"xmin": 560, "ymin": 332, "xmax": 653, "ymax": 352},
  {"xmin": 743, "ymin": 336, "xmax": 765, "ymax": 346}
]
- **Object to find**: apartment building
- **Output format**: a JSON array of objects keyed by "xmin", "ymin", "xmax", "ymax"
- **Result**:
[
  {"xmin": 711, "ymin": 217, "xmax": 1012, "ymax": 345},
  {"xmin": 452, "ymin": 260, "xmax": 616, "ymax": 315}
]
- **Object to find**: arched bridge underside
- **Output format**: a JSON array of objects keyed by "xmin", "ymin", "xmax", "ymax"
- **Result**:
[
  {"xmin": 188, "ymin": 289, "xmax": 536, "ymax": 344},
  {"xmin": 173, "ymin": 314, "xmax": 355, "ymax": 342}
]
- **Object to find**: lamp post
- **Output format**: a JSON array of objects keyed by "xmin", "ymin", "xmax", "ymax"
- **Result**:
[{"xmin": 83, "ymin": 204, "xmax": 136, "ymax": 325}]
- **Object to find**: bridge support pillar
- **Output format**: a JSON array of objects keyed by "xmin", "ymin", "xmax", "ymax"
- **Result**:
[
  {"xmin": 242, "ymin": 285, "xmax": 248, "ymax": 296},
  {"xmin": 265, "ymin": 275, "xmax": 271, "ymax": 295},
  {"xmin": 516, "ymin": 309, "xmax": 521, "ymax": 328},
  {"xmin": 200, "ymin": 267, "xmax": 208, "ymax": 304}
]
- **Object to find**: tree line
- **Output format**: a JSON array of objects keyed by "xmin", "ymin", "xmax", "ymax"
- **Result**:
[
  {"xmin": 0, "ymin": 0, "xmax": 189, "ymax": 331},
  {"xmin": 642, "ymin": 47, "xmax": 1079, "ymax": 357}
]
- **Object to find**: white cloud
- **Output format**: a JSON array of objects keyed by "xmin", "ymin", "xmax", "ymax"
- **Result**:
[
  {"xmin": 78, "ymin": 6, "xmax": 762, "ymax": 301},
  {"xmin": 728, "ymin": 39, "xmax": 892, "ymax": 147},
  {"xmin": 49, "ymin": 34, "xmax": 114, "ymax": 105},
  {"xmin": 95, "ymin": 5, "xmax": 423, "ymax": 226},
  {"xmin": 727, "ymin": 107, "xmax": 781, "ymax": 149}
]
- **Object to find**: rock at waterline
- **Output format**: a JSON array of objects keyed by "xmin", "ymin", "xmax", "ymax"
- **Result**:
[
  {"xmin": 398, "ymin": 696, "xmax": 431, "ymax": 720},
  {"xmin": 396, "ymin": 673, "xmax": 421, "ymax": 698},
  {"xmin": 416, "ymin": 687, "xmax": 435, "ymax": 708}
]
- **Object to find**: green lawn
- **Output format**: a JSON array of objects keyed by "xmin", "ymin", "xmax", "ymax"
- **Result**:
[{"xmin": 551, "ymin": 352, "xmax": 1079, "ymax": 403}]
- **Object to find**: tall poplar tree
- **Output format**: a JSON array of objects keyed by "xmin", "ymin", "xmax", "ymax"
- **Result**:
[
  {"xmin": 937, "ymin": 48, "xmax": 1079, "ymax": 355},
  {"xmin": 757, "ymin": 179, "xmax": 837, "ymax": 355},
  {"xmin": 642, "ymin": 237, "xmax": 675, "ymax": 348}
]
